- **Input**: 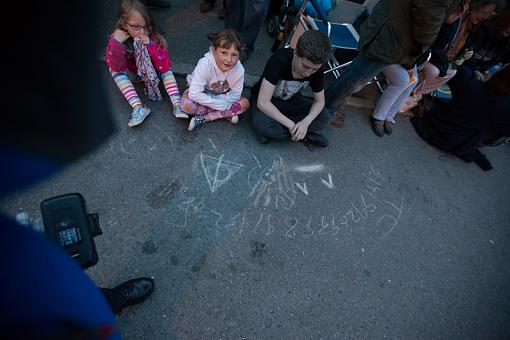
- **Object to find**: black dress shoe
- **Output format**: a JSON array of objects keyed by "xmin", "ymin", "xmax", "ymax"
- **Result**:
[
  {"xmin": 383, "ymin": 120, "xmax": 393, "ymax": 135},
  {"xmin": 371, "ymin": 118, "xmax": 384, "ymax": 137},
  {"xmin": 114, "ymin": 277, "xmax": 155, "ymax": 309},
  {"xmin": 302, "ymin": 132, "xmax": 329, "ymax": 148}
]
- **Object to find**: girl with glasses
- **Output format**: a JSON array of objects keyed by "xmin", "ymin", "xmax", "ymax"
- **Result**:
[{"xmin": 106, "ymin": 0, "xmax": 186, "ymax": 127}]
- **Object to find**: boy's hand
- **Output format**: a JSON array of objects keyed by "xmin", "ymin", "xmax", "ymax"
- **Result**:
[
  {"xmin": 113, "ymin": 29, "xmax": 130, "ymax": 43},
  {"xmin": 290, "ymin": 120, "xmax": 310, "ymax": 141}
]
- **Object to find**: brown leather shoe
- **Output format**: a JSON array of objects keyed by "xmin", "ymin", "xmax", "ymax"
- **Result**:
[
  {"xmin": 218, "ymin": 7, "xmax": 225, "ymax": 19},
  {"xmin": 200, "ymin": 1, "xmax": 214, "ymax": 13},
  {"xmin": 331, "ymin": 111, "xmax": 345, "ymax": 128}
]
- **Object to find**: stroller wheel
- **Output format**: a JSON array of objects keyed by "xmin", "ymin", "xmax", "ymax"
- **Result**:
[{"xmin": 267, "ymin": 15, "xmax": 279, "ymax": 37}]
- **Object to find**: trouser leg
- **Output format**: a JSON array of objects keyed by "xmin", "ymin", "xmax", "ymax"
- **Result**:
[
  {"xmin": 251, "ymin": 94, "xmax": 329, "ymax": 140},
  {"xmin": 240, "ymin": 0, "xmax": 270, "ymax": 49},
  {"xmin": 325, "ymin": 52, "xmax": 388, "ymax": 112},
  {"xmin": 373, "ymin": 64, "xmax": 417, "ymax": 122}
]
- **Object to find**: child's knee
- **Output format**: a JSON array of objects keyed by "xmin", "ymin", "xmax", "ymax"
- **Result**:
[
  {"xmin": 111, "ymin": 71, "xmax": 129, "ymax": 80},
  {"xmin": 238, "ymin": 97, "xmax": 250, "ymax": 113}
]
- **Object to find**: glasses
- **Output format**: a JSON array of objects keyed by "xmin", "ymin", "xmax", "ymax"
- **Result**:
[{"xmin": 126, "ymin": 23, "xmax": 147, "ymax": 31}]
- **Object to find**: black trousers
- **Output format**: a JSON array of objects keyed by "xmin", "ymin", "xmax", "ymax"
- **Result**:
[
  {"xmin": 101, "ymin": 288, "xmax": 125, "ymax": 315},
  {"xmin": 250, "ymin": 94, "xmax": 332, "ymax": 140}
]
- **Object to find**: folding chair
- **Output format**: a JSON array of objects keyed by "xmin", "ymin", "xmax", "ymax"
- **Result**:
[{"xmin": 282, "ymin": 0, "xmax": 359, "ymax": 79}]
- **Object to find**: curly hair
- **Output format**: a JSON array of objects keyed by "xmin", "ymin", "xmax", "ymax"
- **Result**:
[{"xmin": 295, "ymin": 30, "xmax": 332, "ymax": 65}]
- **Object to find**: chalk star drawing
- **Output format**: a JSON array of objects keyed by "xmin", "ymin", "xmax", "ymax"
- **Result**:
[{"xmin": 201, "ymin": 153, "xmax": 244, "ymax": 193}]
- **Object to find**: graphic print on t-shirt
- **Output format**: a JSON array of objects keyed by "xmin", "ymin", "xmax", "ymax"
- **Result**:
[
  {"xmin": 273, "ymin": 80, "xmax": 310, "ymax": 100},
  {"xmin": 205, "ymin": 79, "xmax": 231, "ymax": 95}
]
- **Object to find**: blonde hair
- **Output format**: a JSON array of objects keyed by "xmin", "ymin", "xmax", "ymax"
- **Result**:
[{"xmin": 114, "ymin": 0, "xmax": 167, "ymax": 49}]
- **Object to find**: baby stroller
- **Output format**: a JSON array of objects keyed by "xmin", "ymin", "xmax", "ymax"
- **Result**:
[{"xmin": 268, "ymin": 0, "xmax": 360, "ymax": 79}]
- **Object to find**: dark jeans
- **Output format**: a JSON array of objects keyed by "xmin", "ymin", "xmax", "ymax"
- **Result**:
[
  {"xmin": 101, "ymin": 288, "xmax": 125, "ymax": 315},
  {"xmin": 325, "ymin": 52, "xmax": 388, "ymax": 112},
  {"xmin": 225, "ymin": 0, "xmax": 270, "ymax": 50},
  {"xmin": 250, "ymin": 94, "xmax": 331, "ymax": 140}
]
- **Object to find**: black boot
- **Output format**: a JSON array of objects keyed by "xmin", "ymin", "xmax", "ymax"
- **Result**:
[{"xmin": 111, "ymin": 277, "xmax": 155, "ymax": 313}]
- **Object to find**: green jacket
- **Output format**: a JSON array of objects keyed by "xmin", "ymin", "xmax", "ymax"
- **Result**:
[{"xmin": 358, "ymin": 0, "xmax": 462, "ymax": 65}]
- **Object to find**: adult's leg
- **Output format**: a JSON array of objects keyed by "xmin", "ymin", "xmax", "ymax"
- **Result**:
[
  {"xmin": 225, "ymin": 0, "xmax": 245, "ymax": 32},
  {"xmin": 101, "ymin": 288, "xmax": 125, "ymax": 315},
  {"xmin": 373, "ymin": 65, "xmax": 417, "ymax": 123},
  {"xmin": 325, "ymin": 52, "xmax": 388, "ymax": 112},
  {"xmin": 240, "ymin": 0, "xmax": 270, "ymax": 50}
]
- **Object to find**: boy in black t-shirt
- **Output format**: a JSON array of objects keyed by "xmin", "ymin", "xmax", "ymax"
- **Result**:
[{"xmin": 251, "ymin": 30, "xmax": 332, "ymax": 147}]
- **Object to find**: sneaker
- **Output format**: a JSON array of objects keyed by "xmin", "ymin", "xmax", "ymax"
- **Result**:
[
  {"xmin": 173, "ymin": 106, "xmax": 189, "ymax": 119},
  {"xmin": 227, "ymin": 115, "xmax": 239, "ymax": 124},
  {"xmin": 128, "ymin": 106, "xmax": 151, "ymax": 127},
  {"xmin": 383, "ymin": 120, "xmax": 393, "ymax": 135},
  {"xmin": 199, "ymin": 0, "xmax": 214, "ymax": 13},
  {"xmin": 302, "ymin": 132, "xmax": 329, "ymax": 148},
  {"xmin": 371, "ymin": 118, "xmax": 384, "ymax": 137},
  {"xmin": 113, "ymin": 277, "xmax": 155, "ymax": 312},
  {"xmin": 188, "ymin": 116, "xmax": 206, "ymax": 131},
  {"xmin": 144, "ymin": 0, "xmax": 170, "ymax": 10}
]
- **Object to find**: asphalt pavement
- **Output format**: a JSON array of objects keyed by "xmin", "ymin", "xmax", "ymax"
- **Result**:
[{"xmin": 1, "ymin": 1, "xmax": 509, "ymax": 339}]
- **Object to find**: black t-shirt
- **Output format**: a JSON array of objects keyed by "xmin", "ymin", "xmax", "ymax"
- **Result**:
[{"xmin": 252, "ymin": 48, "xmax": 324, "ymax": 100}]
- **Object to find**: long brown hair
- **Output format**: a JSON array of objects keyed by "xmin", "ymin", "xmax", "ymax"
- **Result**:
[
  {"xmin": 114, "ymin": 0, "xmax": 167, "ymax": 49},
  {"xmin": 486, "ymin": 63, "xmax": 510, "ymax": 95}
]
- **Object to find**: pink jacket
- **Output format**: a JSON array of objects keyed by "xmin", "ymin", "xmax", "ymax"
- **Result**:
[{"xmin": 105, "ymin": 36, "xmax": 172, "ymax": 74}]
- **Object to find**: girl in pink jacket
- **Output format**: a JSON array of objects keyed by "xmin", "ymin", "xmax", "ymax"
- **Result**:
[{"xmin": 105, "ymin": 0, "xmax": 186, "ymax": 127}]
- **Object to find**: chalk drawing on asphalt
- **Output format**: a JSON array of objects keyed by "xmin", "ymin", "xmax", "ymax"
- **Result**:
[{"xmin": 200, "ymin": 153, "xmax": 244, "ymax": 193}]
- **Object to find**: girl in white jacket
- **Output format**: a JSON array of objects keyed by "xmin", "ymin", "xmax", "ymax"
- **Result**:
[{"xmin": 182, "ymin": 29, "xmax": 250, "ymax": 131}]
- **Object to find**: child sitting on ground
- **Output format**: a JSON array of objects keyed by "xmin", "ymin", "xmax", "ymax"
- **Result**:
[
  {"xmin": 181, "ymin": 29, "xmax": 250, "ymax": 131},
  {"xmin": 250, "ymin": 30, "xmax": 332, "ymax": 147},
  {"xmin": 105, "ymin": 0, "xmax": 187, "ymax": 127}
]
